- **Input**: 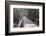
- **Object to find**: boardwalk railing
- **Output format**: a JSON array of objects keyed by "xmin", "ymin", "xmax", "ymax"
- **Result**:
[{"xmin": 27, "ymin": 16, "xmax": 39, "ymax": 26}]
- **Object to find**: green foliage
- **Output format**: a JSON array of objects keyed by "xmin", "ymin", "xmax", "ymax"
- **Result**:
[
  {"xmin": 27, "ymin": 9, "xmax": 39, "ymax": 26},
  {"xmin": 13, "ymin": 8, "xmax": 39, "ymax": 25},
  {"xmin": 13, "ymin": 8, "xmax": 20, "ymax": 23},
  {"xmin": 28, "ymin": 9, "xmax": 39, "ymax": 19}
]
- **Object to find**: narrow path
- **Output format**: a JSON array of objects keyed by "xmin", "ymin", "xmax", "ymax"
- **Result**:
[
  {"xmin": 22, "ymin": 16, "xmax": 37, "ymax": 27},
  {"xmin": 23, "ymin": 16, "xmax": 34, "ymax": 24},
  {"xmin": 14, "ymin": 16, "xmax": 37, "ymax": 27}
]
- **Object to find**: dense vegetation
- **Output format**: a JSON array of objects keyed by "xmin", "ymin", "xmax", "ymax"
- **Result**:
[
  {"xmin": 13, "ymin": 8, "xmax": 39, "ymax": 26},
  {"xmin": 27, "ymin": 9, "xmax": 39, "ymax": 26},
  {"xmin": 28, "ymin": 9, "xmax": 39, "ymax": 19}
]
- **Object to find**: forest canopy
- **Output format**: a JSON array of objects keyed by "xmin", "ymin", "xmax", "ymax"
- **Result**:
[{"xmin": 13, "ymin": 8, "xmax": 39, "ymax": 24}]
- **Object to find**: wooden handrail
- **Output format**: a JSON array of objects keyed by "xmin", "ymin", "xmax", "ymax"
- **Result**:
[{"xmin": 27, "ymin": 16, "xmax": 39, "ymax": 21}]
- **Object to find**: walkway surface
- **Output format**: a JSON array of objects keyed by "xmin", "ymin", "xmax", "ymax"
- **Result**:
[
  {"xmin": 22, "ymin": 16, "xmax": 37, "ymax": 27},
  {"xmin": 14, "ymin": 16, "xmax": 37, "ymax": 27}
]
